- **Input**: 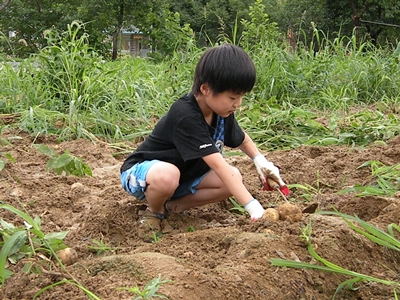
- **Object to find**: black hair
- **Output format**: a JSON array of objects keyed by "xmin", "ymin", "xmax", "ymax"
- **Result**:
[{"xmin": 191, "ymin": 44, "xmax": 256, "ymax": 95}]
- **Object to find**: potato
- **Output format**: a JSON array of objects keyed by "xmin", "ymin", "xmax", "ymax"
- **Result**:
[
  {"xmin": 56, "ymin": 247, "xmax": 78, "ymax": 266},
  {"xmin": 277, "ymin": 203, "xmax": 302, "ymax": 222},
  {"xmin": 261, "ymin": 208, "xmax": 280, "ymax": 222}
]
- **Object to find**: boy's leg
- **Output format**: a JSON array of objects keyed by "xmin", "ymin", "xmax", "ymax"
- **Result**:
[
  {"xmin": 165, "ymin": 166, "xmax": 241, "ymax": 213},
  {"xmin": 121, "ymin": 160, "xmax": 180, "ymax": 236},
  {"xmin": 144, "ymin": 161, "xmax": 180, "ymax": 214}
]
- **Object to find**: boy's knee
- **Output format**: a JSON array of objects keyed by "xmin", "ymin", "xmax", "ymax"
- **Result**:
[
  {"xmin": 149, "ymin": 164, "xmax": 180, "ymax": 193},
  {"xmin": 157, "ymin": 173, "xmax": 180, "ymax": 192}
]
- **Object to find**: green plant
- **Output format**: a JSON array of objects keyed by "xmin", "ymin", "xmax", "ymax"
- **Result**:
[
  {"xmin": 0, "ymin": 152, "xmax": 15, "ymax": 172},
  {"xmin": 0, "ymin": 125, "xmax": 14, "ymax": 172},
  {"xmin": 338, "ymin": 160, "xmax": 400, "ymax": 196},
  {"xmin": 288, "ymin": 172, "xmax": 328, "ymax": 202},
  {"xmin": 299, "ymin": 219, "xmax": 313, "ymax": 241},
  {"xmin": 117, "ymin": 275, "xmax": 171, "ymax": 300},
  {"xmin": 36, "ymin": 21, "xmax": 105, "ymax": 110},
  {"xmin": 228, "ymin": 197, "xmax": 247, "ymax": 215},
  {"xmin": 239, "ymin": 0, "xmax": 280, "ymax": 53},
  {"xmin": 0, "ymin": 125, "xmax": 11, "ymax": 146},
  {"xmin": 1, "ymin": 18, "xmax": 399, "ymax": 148},
  {"xmin": 150, "ymin": 231, "xmax": 162, "ymax": 243},
  {"xmin": 0, "ymin": 204, "xmax": 69, "ymax": 283},
  {"xmin": 186, "ymin": 226, "xmax": 195, "ymax": 232},
  {"xmin": 288, "ymin": 183, "xmax": 320, "ymax": 202},
  {"xmin": 270, "ymin": 211, "xmax": 400, "ymax": 299},
  {"xmin": 32, "ymin": 144, "xmax": 92, "ymax": 177},
  {"xmin": 0, "ymin": 203, "xmax": 101, "ymax": 298},
  {"xmin": 33, "ymin": 279, "xmax": 101, "ymax": 300},
  {"xmin": 87, "ymin": 237, "xmax": 116, "ymax": 255}
]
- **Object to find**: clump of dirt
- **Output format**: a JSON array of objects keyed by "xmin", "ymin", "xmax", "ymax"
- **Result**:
[{"xmin": 1, "ymin": 128, "xmax": 400, "ymax": 300}]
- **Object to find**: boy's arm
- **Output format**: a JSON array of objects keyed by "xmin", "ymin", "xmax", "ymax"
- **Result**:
[
  {"xmin": 202, "ymin": 152, "xmax": 265, "ymax": 220},
  {"xmin": 238, "ymin": 132, "xmax": 289, "ymax": 193},
  {"xmin": 237, "ymin": 132, "xmax": 261, "ymax": 159}
]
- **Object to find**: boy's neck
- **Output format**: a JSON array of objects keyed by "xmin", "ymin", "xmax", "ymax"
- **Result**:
[{"xmin": 194, "ymin": 93, "xmax": 213, "ymax": 125}]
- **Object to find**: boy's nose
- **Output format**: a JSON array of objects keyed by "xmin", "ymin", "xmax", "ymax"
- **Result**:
[{"xmin": 234, "ymin": 97, "xmax": 242, "ymax": 108}]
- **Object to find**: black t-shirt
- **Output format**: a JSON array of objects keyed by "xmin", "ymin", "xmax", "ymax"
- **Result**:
[{"xmin": 120, "ymin": 92, "xmax": 245, "ymax": 183}]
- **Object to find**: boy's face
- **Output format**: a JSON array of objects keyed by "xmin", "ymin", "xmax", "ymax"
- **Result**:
[
  {"xmin": 211, "ymin": 91, "xmax": 244, "ymax": 117},
  {"xmin": 201, "ymin": 84, "xmax": 244, "ymax": 117}
]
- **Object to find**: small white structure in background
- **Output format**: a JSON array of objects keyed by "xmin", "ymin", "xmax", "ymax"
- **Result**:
[
  {"xmin": 119, "ymin": 26, "xmax": 151, "ymax": 57},
  {"xmin": 8, "ymin": 31, "xmax": 16, "ymax": 38}
]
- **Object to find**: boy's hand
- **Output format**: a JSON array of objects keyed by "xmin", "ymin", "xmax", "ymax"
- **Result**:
[
  {"xmin": 252, "ymin": 154, "xmax": 289, "ymax": 195},
  {"xmin": 244, "ymin": 198, "xmax": 265, "ymax": 221}
]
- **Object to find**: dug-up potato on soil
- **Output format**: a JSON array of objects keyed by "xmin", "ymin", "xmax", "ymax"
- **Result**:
[
  {"xmin": 277, "ymin": 202, "xmax": 302, "ymax": 222},
  {"xmin": 56, "ymin": 247, "xmax": 78, "ymax": 266},
  {"xmin": 261, "ymin": 207, "xmax": 280, "ymax": 222}
]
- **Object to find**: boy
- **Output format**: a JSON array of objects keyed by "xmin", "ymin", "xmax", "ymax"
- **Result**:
[{"xmin": 120, "ymin": 44, "xmax": 288, "ymax": 235}]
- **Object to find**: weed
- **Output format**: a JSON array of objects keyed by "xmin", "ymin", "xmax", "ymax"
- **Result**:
[
  {"xmin": 228, "ymin": 197, "xmax": 247, "ymax": 215},
  {"xmin": 338, "ymin": 160, "xmax": 400, "ymax": 196},
  {"xmin": 0, "ymin": 17, "xmax": 398, "ymax": 148},
  {"xmin": 0, "ymin": 203, "xmax": 101, "ymax": 298},
  {"xmin": 0, "ymin": 152, "xmax": 15, "ymax": 172},
  {"xmin": 150, "ymin": 232, "xmax": 162, "ymax": 243},
  {"xmin": 270, "ymin": 210, "xmax": 400, "ymax": 299},
  {"xmin": 0, "ymin": 204, "xmax": 69, "ymax": 283},
  {"xmin": 0, "ymin": 125, "xmax": 12, "ymax": 146},
  {"xmin": 33, "ymin": 279, "xmax": 101, "ymax": 300},
  {"xmin": 288, "ymin": 171, "xmax": 328, "ymax": 202},
  {"xmin": 33, "ymin": 144, "xmax": 92, "ymax": 177},
  {"xmin": 299, "ymin": 219, "xmax": 313, "ymax": 244},
  {"xmin": 117, "ymin": 275, "xmax": 171, "ymax": 300},
  {"xmin": 87, "ymin": 237, "xmax": 117, "ymax": 255},
  {"xmin": 186, "ymin": 226, "xmax": 195, "ymax": 232},
  {"xmin": 186, "ymin": 225, "xmax": 196, "ymax": 232},
  {"xmin": 0, "ymin": 125, "xmax": 14, "ymax": 172}
]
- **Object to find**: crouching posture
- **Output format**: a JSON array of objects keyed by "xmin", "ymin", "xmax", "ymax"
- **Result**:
[{"xmin": 120, "ymin": 44, "xmax": 288, "ymax": 239}]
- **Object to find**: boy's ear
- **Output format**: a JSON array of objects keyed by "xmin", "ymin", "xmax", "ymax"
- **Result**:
[{"xmin": 200, "ymin": 83, "xmax": 211, "ymax": 95}]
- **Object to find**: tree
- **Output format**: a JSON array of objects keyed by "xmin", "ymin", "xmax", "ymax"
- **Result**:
[
  {"xmin": 261, "ymin": 0, "xmax": 399, "ymax": 48},
  {"xmin": 78, "ymin": 0, "xmax": 157, "ymax": 60},
  {"xmin": 325, "ymin": 0, "xmax": 400, "ymax": 45},
  {"xmin": 0, "ymin": 0, "xmax": 82, "ymax": 56},
  {"xmin": 262, "ymin": 0, "xmax": 326, "ymax": 48},
  {"xmin": 169, "ymin": 0, "xmax": 254, "ymax": 46},
  {"xmin": 0, "ymin": 0, "xmax": 11, "ymax": 12},
  {"xmin": 0, "ymin": 0, "xmax": 175, "ymax": 59}
]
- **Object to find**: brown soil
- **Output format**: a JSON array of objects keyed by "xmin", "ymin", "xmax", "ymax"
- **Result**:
[{"xmin": 1, "ymin": 128, "xmax": 400, "ymax": 300}]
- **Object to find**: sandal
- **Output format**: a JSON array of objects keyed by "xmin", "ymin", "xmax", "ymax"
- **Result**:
[
  {"xmin": 138, "ymin": 209, "xmax": 166, "ymax": 232},
  {"xmin": 163, "ymin": 200, "xmax": 186, "ymax": 216},
  {"xmin": 163, "ymin": 200, "xmax": 170, "ymax": 215}
]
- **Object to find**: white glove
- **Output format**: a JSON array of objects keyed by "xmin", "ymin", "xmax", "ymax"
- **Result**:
[
  {"xmin": 244, "ymin": 198, "xmax": 265, "ymax": 221},
  {"xmin": 253, "ymin": 154, "xmax": 286, "ymax": 188}
]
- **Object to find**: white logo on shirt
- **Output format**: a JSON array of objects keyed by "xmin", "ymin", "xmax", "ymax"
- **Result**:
[{"xmin": 199, "ymin": 143, "xmax": 213, "ymax": 149}]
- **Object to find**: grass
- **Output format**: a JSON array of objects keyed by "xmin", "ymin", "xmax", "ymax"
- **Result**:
[
  {"xmin": 270, "ymin": 211, "xmax": 400, "ymax": 299},
  {"xmin": 228, "ymin": 197, "xmax": 248, "ymax": 215},
  {"xmin": 338, "ymin": 160, "xmax": 400, "ymax": 196},
  {"xmin": 0, "ymin": 17, "xmax": 398, "ymax": 149},
  {"xmin": 87, "ymin": 238, "xmax": 117, "ymax": 255}
]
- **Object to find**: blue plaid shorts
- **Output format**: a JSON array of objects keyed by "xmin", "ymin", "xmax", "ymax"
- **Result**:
[{"xmin": 120, "ymin": 160, "xmax": 206, "ymax": 200}]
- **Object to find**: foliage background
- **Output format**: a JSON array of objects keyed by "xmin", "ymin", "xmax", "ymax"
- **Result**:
[
  {"xmin": 0, "ymin": 0, "xmax": 399, "ymax": 59},
  {"xmin": 0, "ymin": 1, "xmax": 399, "ymax": 152}
]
